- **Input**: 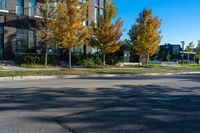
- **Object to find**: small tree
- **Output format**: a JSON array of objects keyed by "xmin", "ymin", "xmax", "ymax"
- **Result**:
[
  {"xmin": 50, "ymin": 0, "xmax": 90, "ymax": 69},
  {"xmin": 128, "ymin": 8, "xmax": 161, "ymax": 68},
  {"xmin": 37, "ymin": 0, "xmax": 57, "ymax": 66},
  {"xmin": 195, "ymin": 40, "xmax": 200, "ymax": 64},
  {"xmin": 186, "ymin": 42, "xmax": 194, "ymax": 63},
  {"xmin": 89, "ymin": 0, "xmax": 123, "ymax": 66},
  {"xmin": 165, "ymin": 53, "xmax": 171, "ymax": 62}
]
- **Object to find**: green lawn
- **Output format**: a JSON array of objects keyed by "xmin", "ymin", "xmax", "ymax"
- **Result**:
[
  {"xmin": 177, "ymin": 63, "xmax": 200, "ymax": 67},
  {"xmin": 18, "ymin": 64, "xmax": 63, "ymax": 68},
  {"xmin": 0, "ymin": 66, "xmax": 200, "ymax": 77}
]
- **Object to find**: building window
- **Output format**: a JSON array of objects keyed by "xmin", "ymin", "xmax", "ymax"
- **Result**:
[
  {"xmin": 16, "ymin": 0, "xmax": 24, "ymax": 16},
  {"xmin": 28, "ymin": 30, "xmax": 36, "ymax": 50},
  {"xmin": 13, "ymin": 29, "xmax": 36, "ymax": 53},
  {"xmin": 95, "ymin": 0, "xmax": 99, "ymax": 6},
  {"xmin": 82, "ymin": 13, "xmax": 88, "ymax": 26},
  {"xmin": 94, "ymin": 7, "xmax": 99, "ymax": 25},
  {"xmin": 100, "ymin": 8, "xmax": 104, "ymax": 17},
  {"xmin": 80, "ymin": 0, "xmax": 87, "ymax": 3},
  {"xmin": 82, "ymin": 20, "xmax": 88, "ymax": 26},
  {"xmin": 29, "ymin": 0, "xmax": 36, "ymax": 16},
  {"xmin": 101, "ymin": 0, "xmax": 105, "ymax": 8},
  {"xmin": 0, "ymin": 0, "xmax": 6, "ymax": 10}
]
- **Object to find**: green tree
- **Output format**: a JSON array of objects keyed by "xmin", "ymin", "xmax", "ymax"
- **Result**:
[
  {"xmin": 89, "ymin": 0, "xmax": 123, "ymax": 66},
  {"xmin": 128, "ymin": 8, "xmax": 161, "ymax": 68},
  {"xmin": 195, "ymin": 40, "xmax": 200, "ymax": 64},
  {"xmin": 186, "ymin": 42, "xmax": 194, "ymax": 63},
  {"xmin": 165, "ymin": 53, "xmax": 171, "ymax": 62},
  {"xmin": 37, "ymin": 0, "xmax": 57, "ymax": 66},
  {"xmin": 50, "ymin": 0, "xmax": 90, "ymax": 69}
]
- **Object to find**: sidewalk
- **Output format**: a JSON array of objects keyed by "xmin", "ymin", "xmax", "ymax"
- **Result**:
[
  {"xmin": 0, "ymin": 72, "xmax": 200, "ymax": 81},
  {"xmin": 0, "ymin": 65, "xmax": 63, "ymax": 71}
]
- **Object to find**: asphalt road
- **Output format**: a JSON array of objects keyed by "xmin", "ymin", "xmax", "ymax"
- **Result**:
[{"xmin": 0, "ymin": 74, "xmax": 200, "ymax": 133}]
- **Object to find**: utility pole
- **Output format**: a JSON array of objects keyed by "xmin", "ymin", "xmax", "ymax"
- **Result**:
[{"xmin": 181, "ymin": 41, "xmax": 185, "ymax": 65}]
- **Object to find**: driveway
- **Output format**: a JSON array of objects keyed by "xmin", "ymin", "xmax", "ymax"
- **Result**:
[{"xmin": 0, "ymin": 74, "xmax": 200, "ymax": 133}]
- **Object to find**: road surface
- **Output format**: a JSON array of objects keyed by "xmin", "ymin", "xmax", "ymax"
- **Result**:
[{"xmin": 0, "ymin": 74, "xmax": 200, "ymax": 133}]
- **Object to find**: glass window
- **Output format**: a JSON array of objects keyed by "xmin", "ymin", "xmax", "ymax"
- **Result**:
[
  {"xmin": 101, "ymin": 0, "xmax": 105, "ymax": 8},
  {"xmin": 29, "ymin": 0, "xmax": 36, "ymax": 16},
  {"xmin": 95, "ymin": 0, "xmax": 99, "ymax": 6},
  {"xmin": 16, "ymin": 0, "xmax": 24, "ymax": 16},
  {"xmin": 100, "ymin": 8, "xmax": 104, "ymax": 17},
  {"xmin": 14, "ymin": 29, "xmax": 36, "ymax": 53},
  {"xmin": 28, "ymin": 30, "xmax": 36, "ymax": 50},
  {"xmin": 94, "ymin": 7, "xmax": 99, "ymax": 25},
  {"xmin": 82, "ymin": 13, "xmax": 88, "ymax": 26},
  {"xmin": 80, "ymin": 0, "xmax": 87, "ymax": 3},
  {"xmin": 73, "ymin": 46, "xmax": 83, "ymax": 54},
  {"xmin": 16, "ymin": 29, "xmax": 28, "ymax": 52},
  {"xmin": 0, "ymin": 0, "xmax": 6, "ymax": 10}
]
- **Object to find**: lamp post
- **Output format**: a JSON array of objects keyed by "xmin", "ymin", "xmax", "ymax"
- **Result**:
[{"xmin": 181, "ymin": 41, "xmax": 185, "ymax": 65}]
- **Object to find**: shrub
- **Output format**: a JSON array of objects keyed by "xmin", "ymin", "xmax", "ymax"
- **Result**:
[
  {"xmin": 23, "ymin": 55, "xmax": 58, "ymax": 65},
  {"xmin": 179, "ymin": 60, "xmax": 189, "ymax": 64},
  {"xmin": 74, "ymin": 53, "xmax": 103, "ymax": 67},
  {"xmin": 106, "ymin": 53, "xmax": 122, "ymax": 65},
  {"xmin": 93, "ymin": 56, "xmax": 103, "ymax": 65},
  {"xmin": 24, "ymin": 55, "xmax": 41, "ymax": 64},
  {"xmin": 82, "ymin": 58, "xmax": 96, "ymax": 67}
]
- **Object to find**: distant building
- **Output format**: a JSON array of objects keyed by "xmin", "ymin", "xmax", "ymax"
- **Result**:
[{"xmin": 158, "ymin": 43, "xmax": 181, "ymax": 62}]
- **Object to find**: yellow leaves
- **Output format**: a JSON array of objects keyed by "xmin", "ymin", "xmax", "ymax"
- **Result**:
[
  {"xmin": 129, "ymin": 8, "xmax": 161, "ymax": 56},
  {"xmin": 49, "ymin": 0, "xmax": 90, "ymax": 49},
  {"xmin": 90, "ymin": 0, "xmax": 123, "ymax": 54}
]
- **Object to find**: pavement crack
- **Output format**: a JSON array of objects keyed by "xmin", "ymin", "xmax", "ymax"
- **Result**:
[{"xmin": 54, "ymin": 117, "xmax": 80, "ymax": 133}]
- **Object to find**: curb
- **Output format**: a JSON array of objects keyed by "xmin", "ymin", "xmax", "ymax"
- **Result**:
[{"xmin": 0, "ymin": 72, "xmax": 200, "ymax": 81}]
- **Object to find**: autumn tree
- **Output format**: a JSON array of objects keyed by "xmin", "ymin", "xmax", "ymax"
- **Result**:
[
  {"xmin": 128, "ymin": 8, "xmax": 161, "ymax": 68},
  {"xmin": 186, "ymin": 41, "xmax": 194, "ymax": 63},
  {"xmin": 89, "ymin": 0, "xmax": 123, "ymax": 66},
  {"xmin": 195, "ymin": 40, "xmax": 200, "ymax": 64},
  {"xmin": 37, "ymin": 0, "xmax": 57, "ymax": 66},
  {"xmin": 50, "ymin": 0, "xmax": 90, "ymax": 69}
]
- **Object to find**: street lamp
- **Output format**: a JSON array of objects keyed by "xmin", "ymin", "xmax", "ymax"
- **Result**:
[{"xmin": 181, "ymin": 41, "xmax": 185, "ymax": 65}]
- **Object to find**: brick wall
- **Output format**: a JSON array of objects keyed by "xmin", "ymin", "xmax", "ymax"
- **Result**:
[
  {"xmin": 3, "ymin": 26, "xmax": 16, "ymax": 59},
  {"xmin": 24, "ymin": 0, "xmax": 29, "ymax": 16},
  {"xmin": 6, "ymin": 0, "xmax": 16, "ymax": 14}
]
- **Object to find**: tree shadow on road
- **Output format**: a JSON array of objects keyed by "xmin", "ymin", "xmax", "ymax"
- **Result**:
[
  {"xmin": 1, "ymin": 83, "xmax": 200, "ymax": 133},
  {"xmin": 70, "ymin": 73, "xmax": 200, "ymax": 82}
]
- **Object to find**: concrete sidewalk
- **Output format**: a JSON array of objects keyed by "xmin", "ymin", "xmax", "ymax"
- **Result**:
[{"xmin": 1, "ymin": 72, "xmax": 200, "ymax": 81}]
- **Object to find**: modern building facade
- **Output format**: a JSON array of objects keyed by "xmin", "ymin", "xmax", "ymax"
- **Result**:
[
  {"xmin": 0, "ymin": 0, "xmax": 105, "ymax": 61},
  {"xmin": 158, "ymin": 43, "xmax": 181, "ymax": 62}
]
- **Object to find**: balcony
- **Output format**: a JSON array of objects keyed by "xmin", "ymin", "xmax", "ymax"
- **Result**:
[{"xmin": 0, "ymin": 1, "xmax": 9, "ymax": 16}]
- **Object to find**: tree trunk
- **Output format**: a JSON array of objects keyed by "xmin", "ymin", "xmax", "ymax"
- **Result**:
[
  {"xmin": 146, "ymin": 53, "xmax": 149, "ymax": 68},
  {"xmin": 68, "ymin": 48, "xmax": 72, "ymax": 69},
  {"xmin": 45, "ymin": 45, "xmax": 48, "ymax": 67},
  {"xmin": 188, "ymin": 53, "xmax": 190, "ymax": 63},
  {"xmin": 181, "ymin": 53, "xmax": 184, "ymax": 65},
  {"xmin": 138, "ymin": 55, "xmax": 141, "ymax": 66},
  {"xmin": 103, "ymin": 53, "xmax": 106, "ymax": 67}
]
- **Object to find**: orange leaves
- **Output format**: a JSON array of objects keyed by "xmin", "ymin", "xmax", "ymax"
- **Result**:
[
  {"xmin": 129, "ymin": 8, "xmax": 161, "ymax": 56},
  {"xmin": 90, "ymin": 0, "xmax": 123, "ymax": 54},
  {"xmin": 49, "ymin": 0, "xmax": 90, "ymax": 49}
]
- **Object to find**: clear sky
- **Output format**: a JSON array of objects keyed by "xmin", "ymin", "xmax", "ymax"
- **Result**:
[{"xmin": 113, "ymin": 0, "xmax": 200, "ymax": 46}]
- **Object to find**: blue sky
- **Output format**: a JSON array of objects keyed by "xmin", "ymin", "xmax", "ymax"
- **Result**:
[{"xmin": 113, "ymin": 0, "xmax": 200, "ymax": 46}]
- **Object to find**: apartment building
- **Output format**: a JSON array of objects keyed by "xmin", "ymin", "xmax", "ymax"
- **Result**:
[
  {"xmin": 0, "ymin": 0, "xmax": 105, "ymax": 60},
  {"xmin": 158, "ymin": 43, "xmax": 181, "ymax": 61}
]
